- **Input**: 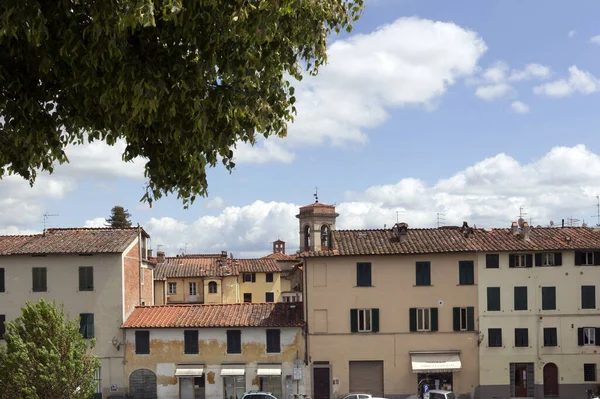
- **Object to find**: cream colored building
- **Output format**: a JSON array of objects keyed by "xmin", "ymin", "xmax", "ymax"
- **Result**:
[
  {"xmin": 477, "ymin": 222, "xmax": 600, "ymax": 399},
  {"xmin": 298, "ymin": 202, "xmax": 481, "ymax": 399},
  {"xmin": 122, "ymin": 302, "xmax": 306, "ymax": 399},
  {"xmin": 262, "ymin": 240, "xmax": 302, "ymax": 302},
  {"xmin": 0, "ymin": 227, "xmax": 154, "ymax": 398},
  {"xmin": 154, "ymin": 252, "xmax": 283, "ymax": 305}
]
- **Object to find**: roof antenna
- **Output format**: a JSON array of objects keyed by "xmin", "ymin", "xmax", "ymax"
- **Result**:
[
  {"xmin": 314, "ymin": 186, "xmax": 319, "ymax": 203},
  {"xmin": 593, "ymin": 195, "xmax": 600, "ymax": 227},
  {"xmin": 43, "ymin": 213, "xmax": 59, "ymax": 236},
  {"xmin": 436, "ymin": 212, "xmax": 446, "ymax": 228}
]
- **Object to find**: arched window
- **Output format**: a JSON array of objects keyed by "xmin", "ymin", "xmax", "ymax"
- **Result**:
[
  {"xmin": 304, "ymin": 225, "xmax": 311, "ymax": 249},
  {"xmin": 208, "ymin": 281, "xmax": 217, "ymax": 294},
  {"xmin": 321, "ymin": 225, "xmax": 330, "ymax": 248}
]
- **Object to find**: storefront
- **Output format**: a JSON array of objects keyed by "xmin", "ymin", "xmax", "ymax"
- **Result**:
[
  {"xmin": 176, "ymin": 364, "xmax": 206, "ymax": 399},
  {"xmin": 410, "ymin": 351, "xmax": 461, "ymax": 394},
  {"xmin": 257, "ymin": 364, "xmax": 283, "ymax": 398},
  {"xmin": 222, "ymin": 365, "xmax": 246, "ymax": 399}
]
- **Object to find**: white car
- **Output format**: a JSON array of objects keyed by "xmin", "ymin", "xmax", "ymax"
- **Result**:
[
  {"xmin": 425, "ymin": 390, "xmax": 456, "ymax": 399},
  {"xmin": 341, "ymin": 393, "xmax": 387, "ymax": 399}
]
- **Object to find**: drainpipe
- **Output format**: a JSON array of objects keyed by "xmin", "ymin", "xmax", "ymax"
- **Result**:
[
  {"xmin": 303, "ymin": 258, "xmax": 309, "ymax": 365},
  {"xmin": 138, "ymin": 224, "xmax": 143, "ymax": 306}
]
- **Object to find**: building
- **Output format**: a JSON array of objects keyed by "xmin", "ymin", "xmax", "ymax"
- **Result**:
[
  {"xmin": 122, "ymin": 302, "xmax": 307, "ymax": 399},
  {"xmin": 477, "ymin": 221, "xmax": 600, "ymax": 399},
  {"xmin": 153, "ymin": 252, "xmax": 282, "ymax": 305},
  {"xmin": 0, "ymin": 227, "xmax": 153, "ymax": 398},
  {"xmin": 297, "ymin": 201, "xmax": 480, "ymax": 399},
  {"xmin": 262, "ymin": 240, "xmax": 303, "ymax": 303}
]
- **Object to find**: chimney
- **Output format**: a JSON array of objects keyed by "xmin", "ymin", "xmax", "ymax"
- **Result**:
[
  {"xmin": 392, "ymin": 222, "xmax": 409, "ymax": 243},
  {"xmin": 147, "ymin": 249, "xmax": 153, "ymax": 258},
  {"xmin": 510, "ymin": 221, "xmax": 519, "ymax": 235},
  {"xmin": 461, "ymin": 221, "xmax": 474, "ymax": 238},
  {"xmin": 221, "ymin": 250, "xmax": 227, "ymax": 258},
  {"xmin": 522, "ymin": 222, "xmax": 531, "ymax": 241},
  {"xmin": 230, "ymin": 252, "xmax": 234, "ymax": 259},
  {"xmin": 157, "ymin": 251, "xmax": 165, "ymax": 263},
  {"xmin": 561, "ymin": 219, "xmax": 565, "ymax": 228}
]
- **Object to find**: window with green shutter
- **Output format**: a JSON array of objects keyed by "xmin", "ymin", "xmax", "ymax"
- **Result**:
[
  {"xmin": 485, "ymin": 254, "xmax": 499, "ymax": 269},
  {"xmin": 543, "ymin": 328, "xmax": 557, "ymax": 347},
  {"xmin": 79, "ymin": 313, "xmax": 94, "ymax": 338},
  {"xmin": 79, "ymin": 266, "xmax": 94, "ymax": 291},
  {"xmin": 415, "ymin": 262, "xmax": 431, "ymax": 286},
  {"xmin": 412, "ymin": 308, "xmax": 434, "ymax": 332},
  {"xmin": 356, "ymin": 263, "xmax": 372, "ymax": 287},
  {"xmin": 514, "ymin": 286, "xmax": 528, "ymax": 311},
  {"xmin": 184, "ymin": 330, "xmax": 199, "ymax": 354},
  {"xmin": 459, "ymin": 261, "xmax": 474, "ymax": 285},
  {"xmin": 582, "ymin": 285, "xmax": 596, "ymax": 309},
  {"xmin": 409, "ymin": 308, "xmax": 417, "ymax": 332},
  {"xmin": 350, "ymin": 309, "xmax": 377, "ymax": 333},
  {"xmin": 32, "ymin": 267, "xmax": 47, "ymax": 292},
  {"xmin": 0, "ymin": 268, "xmax": 4, "ymax": 292},
  {"xmin": 542, "ymin": 287, "xmax": 556, "ymax": 310},
  {"xmin": 488, "ymin": 328, "xmax": 502, "ymax": 347},
  {"xmin": 487, "ymin": 287, "xmax": 501, "ymax": 311},
  {"xmin": 453, "ymin": 307, "xmax": 475, "ymax": 331},
  {"xmin": 515, "ymin": 328, "xmax": 528, "ymax": 347}
]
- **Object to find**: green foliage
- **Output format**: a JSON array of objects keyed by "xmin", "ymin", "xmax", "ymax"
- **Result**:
[
  {"xmin": 0, "ymin": 0, "xmax": 364, "ymax": 207},
  {"xmin": 0, "ymin": 299, "xmax": 100, "ymax": 399},
  {"xmin": 107, "ymin": 205, "xmax": 133, "ymax": 228}
]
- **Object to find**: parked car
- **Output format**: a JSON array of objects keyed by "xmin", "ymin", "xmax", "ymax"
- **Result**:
[
  {"xmin": 341, "ymin": 393, "xmax": 387, "ymax": 399},
  {"xmin": 241, "ymin": 391, "xmax": 280, "ymax": 399},
  {"xmin": 425, "ymin": 390, "xmax": 456, "ymax": 399}
]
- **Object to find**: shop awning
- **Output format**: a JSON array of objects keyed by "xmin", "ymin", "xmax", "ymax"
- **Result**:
[
  {"xmin": 411, "ymin": 353, "xmax": 461, "ymax": 373},
  {"xmin": 257, "ymin": 367, "xmax": 282, "ymax": 376},
  {"xmin": 175, "ymin": 365, "xmax": 204, "ymax": 377},
  {"xmin": 221, "ymin": 368, "xmax": 245, "ymax": 376}
]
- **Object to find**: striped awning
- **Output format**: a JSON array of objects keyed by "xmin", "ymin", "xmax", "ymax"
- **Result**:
[{"xmin": 411, "ymin": 353, "xmax": 461, "ymax": 373}]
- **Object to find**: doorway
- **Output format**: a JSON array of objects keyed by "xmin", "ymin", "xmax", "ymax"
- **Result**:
[
  {"xmin": 512, "ymin": 363, "xmax": 530, "ymax": 398},
  {"xmin": 543, "ymin": 363, "xmax": 559, "ymax": 397},
  {"xmin": 313, "ymin": 367, "xmax": 331, "ymax": 399}
]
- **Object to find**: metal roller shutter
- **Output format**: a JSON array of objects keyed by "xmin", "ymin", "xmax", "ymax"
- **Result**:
[{"xmin": 349, "ymin": 361, "xmax": 384, "ymax": 397}]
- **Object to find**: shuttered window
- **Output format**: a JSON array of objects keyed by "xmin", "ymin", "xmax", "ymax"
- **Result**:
[
  {"xmin": 509, "ymin": 254, "xmax": 532, "ymax": 268},
  {"xmin": 543, "ymin": 328, "xmax": 557, "ymax": 347},
  {"xmin": 227, "ymin": 330, "xmax": 242, "ymax": 354},
  {"xmin": 356, "ymin": 263, "xmax": 372, "ymax": 287},
  {"xmin": 184, "ymin": 330, "xmax": 199, "ymax": 354},
  {"xmin": 79, "ymin": 313, "xmax": 94, "ymax": 338},
  {"xmin": 32, "ymin": 267, "xmax": 47, "ymax": 292},
  {"xmin": 135, "ymin": 330, "xmax": 150, "ymax": 354},
  {"xmin": 0, "ymin": 268, "xmax": 4, "ymax": 292},
  {"xmin": 535, "ymin": 252, "xmax": 562, "ymax": 266},
  {"xmin": 265, "ymin": 292, "xmax": 274, "ymax": 303},
  {"xmin": 582, "ymin": 286, "xmax": 596, "ymax": 309},
  {"xmin": 79, "ymin": 267, "xmax": 94, "ymax": 291},
  {"xmin": 458, "ymin": 261, "xmax": 474, "ymax": 285},
  {"xmin": 453, "ymin": 307, "xmax": 475, "ymax": 331},
  {"xmin": 415, "ymin": 262, "xmax": 431, "ymax": 286},
  {"xmin": 575, "ymin": 251, "xmax": 600, "ymax": 266},
  {"xmin": 542, "ymin": 287, "xmax": 556, "ymax": 310},
  {"xmin": 487, "ymin": 287, "xmax": 501, "ymax": 311},
  {"xmin": 486, "ymin": 254, "xmax": 499, "ymax": 269},
  {"xmin": 409, "ymin": 308, "xmax": 437, "ymax": 332},
  {"xmin": 350, "ymin": 309, "xmax": 379, "ymax": 333},
  {"xmin": 266, "ymin": 273, "xmax": 274, "ymax": 282},
  {"xmin": 488, "ymin": 328, "xmax": 502, "ymax": 347},
  {"xmin": 578, "ymin": 327, "xmax": 599, "ymax": 346},
  {"xmin": 515, "ymin": 328, "xmax": 528, "ymax": 347},
  {"xmin": 266, "ymin": 329, "xmax": 281, "ymax": 353},
  {"xmin": 514, "ymin": 286, "xmax": 528, "ymax": 311},
  {"xmin": 0, "ymin": 315, "xmax": 5, "ymax": 340}
]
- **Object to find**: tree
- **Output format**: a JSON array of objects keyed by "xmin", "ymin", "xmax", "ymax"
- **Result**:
[
  {"xmin": 0, "ymin": 0, "xmax": 364, "ymax": 207},
  {"xmin": 106, "ymin": 205, "xmax": 133, "ymax": 228},
  {"xmin": 0, "ymin": 299, "xmax": 100, "ymax": 399}
]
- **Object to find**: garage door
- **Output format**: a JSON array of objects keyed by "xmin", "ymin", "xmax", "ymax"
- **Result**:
[{"xmin": 349, "ymin": 361, "xmax": 384, "ymax": 397}]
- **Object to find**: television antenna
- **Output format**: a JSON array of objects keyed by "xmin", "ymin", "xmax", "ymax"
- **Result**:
[
  {"xmin": 567, "ymin": 217, "xmax": 580, "ymax": 227},
  {"xmin": 396, "ymin": 210, "xmax": 406, "ymax": 223},
  {"xmin": 593, "ymin": 195, "xmax": 600, "ymax": 227},
  {"xmin": 436, "ymin": 212, "xmax": 446, "ymax": 228},
  {"xmin": 179, "ymin": 242, "xmax": 188, "ymax": 255},
  {"xmin": 43, "ymin": 213, "xmax": 59, "ymax": 232},
  {"xmin": 314, "ymin": 186, "xmax": 319, "ymax": 203}
]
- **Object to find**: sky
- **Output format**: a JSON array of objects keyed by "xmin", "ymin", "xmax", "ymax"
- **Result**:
[{"xmin": 3, "ymin": 0, "xmax": 600, "ymax": 257}]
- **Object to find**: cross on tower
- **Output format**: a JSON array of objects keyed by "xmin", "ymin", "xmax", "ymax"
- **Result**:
[{"xmin": 314, "ymin": 186, "xmax": 319, "ymax": 203}]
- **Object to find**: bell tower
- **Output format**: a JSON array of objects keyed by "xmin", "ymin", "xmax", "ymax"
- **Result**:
[{"xmin": 296, "ymin": 194, "xmax": 339, "ymax": 252}]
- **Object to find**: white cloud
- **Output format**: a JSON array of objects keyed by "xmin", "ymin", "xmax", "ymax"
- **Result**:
[
  {"xmin": 475, "ymin": 83, "xmax": 515, "ymax": 101},
  {"xmin": 234, "ymin": 138, "xmax": 295, "ymax": 164},
  {"xmin": 534, "ymin": 66, "xmax": 600, "ymax": 98},
  {"xmin": 509, "ymin": 64, "xmax": 551, "ymax": 81},
  {"xmin": 84, "ymin": 218, "xmax": 108, "ymax": 228},
  {"xmin": 569, "ymin": 30, "xmax": 577, "ymax": 38},
  {"xmin": 205, "ymin": 196, "xmax": 226, "ymax": 210},
  {"xmin": 144, "ymin": 145, "xmax": 600, "ymax": 257},
  {"xmin": 589, "ymin": 35, "xmax": 600, "ymax": 44},
  {"xmin": 481, "ymin": 61, "xmax": 509, "ymax": 84},
  {"xmin": 511, "ymin": 101, "xmax": 530, "ymax": 114}
]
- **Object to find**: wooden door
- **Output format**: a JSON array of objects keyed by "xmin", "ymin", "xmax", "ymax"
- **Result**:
[
  {"xmin": 313, "ymin": 367, "xmax": 331, "ymax": 399},
  {"xmin": 544, "ymin": 363, "xmax": 559, "ymax": 396},
  {"xmin": 514, "ymin": 364, "xmax": 528, "ymax": 397}
]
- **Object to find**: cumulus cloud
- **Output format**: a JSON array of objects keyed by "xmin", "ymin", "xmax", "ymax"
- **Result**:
[
  {"xmin": 84, "ymin": 218, "xmax": 109, "ymax": 228},
  {"xmin": 534, "ymin": 66, "xmax": 600, "ymax": 98},
  {"xmin": 475, "ymin": 83, "xmax": 516, "ymax": 101},
  {"xmin": 509, "ymin": 64, "xmax": 551, "ymax": 82},
  {"xmin": 511, "ymin": 101, "xmax": 530, "ymax": 114},
  {"xmin": 205, "ymin": 196, "xmax": 226, "ymax": 210},
  {"xmin": 144, "ymin": 145, "xmax": 600, "ymax": 257},
  {"xmin": 471, "ymin": 61, "xmax": 551, "ymax": 101},
  {"xmin": 589, "ymin": 35, "xmax": 600, "ymax": 44}
]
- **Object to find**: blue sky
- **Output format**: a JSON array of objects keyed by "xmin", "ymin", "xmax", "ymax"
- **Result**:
[{"xmin": 3, "ymin": 0, "xmax": 600, "ymax": 256}]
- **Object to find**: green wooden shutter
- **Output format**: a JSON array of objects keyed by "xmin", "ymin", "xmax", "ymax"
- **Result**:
[
  {"xmin": 409, "ymin": 308, "xmax": 417, "ymax": 332},
  {"xmin": 430, "ymin": 308, "xmax": 438, "ymax": 332},
  {"xmin": 525, "ymin": 254, "xmax": 533, "ymax": 268},
  {"xmin": 487, "ymin": 287, "xmax": 501, "ymax": 311},
  {"xmin": 452, "ymin": 308, "xmax": 460, "ymax": 331},
  {"xmin": 509, "ymin": 254, "xmax": 516, "ymax": 268},
  {"xmin": 79, "ymin": 314, "xmax": 86, "ymax": 337},
  {"xmin": 466, "ymin": 307, "xmax": 475, "ymax": 331},
  {"xmin": 79, "ymin": 267, "xmax": 85, "ymax": 291},
  {"xmin": 554, "ymin": 252, "xmax": 562, "ymax": 266},
  {"xmin": 87, "ymin": 314, "xmax": 95, "ymax": 338},
  {"xmin": 350, "ymin": 309, "xmax": 358, "ymax": 333},
  {"xmin": 371, "ymin": 309, "xmax": 379, "ymax": 333},
  {"xmin": 575, "ymin": 252, "xmax": 583, "ymax": 266},
  {"xmin": 0, "ymin": 268, "xmax": 5, "ymax": 292},
  {"xmin": 534, "ymin": 253, "xmax": 542, "ymax": 266}
]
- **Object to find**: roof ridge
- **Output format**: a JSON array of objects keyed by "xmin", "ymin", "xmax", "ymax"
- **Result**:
[
  {"xmin": 135, "ymin": 302, "xmax": 298, "ymax": 309},
  {"xmin": 46, "ymin": 227, "xmax": 139, "ymax": 231}
]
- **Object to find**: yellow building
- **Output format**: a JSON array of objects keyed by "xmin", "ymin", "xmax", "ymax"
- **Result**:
[
  {"xmin": 262, "ymin": 240, "xmax": 303, "ymax": 303},
  {"xmin": 122, "ymin": 302, "xmax": 306, "ymax": 399},
  {"xmin": 477, "ymin": 222, "xmax": 600, "ymax": 399},
  {"xmin": 297, "ymin": 202, "xmax": 480, "ymax": 399},
  {"xmin": 154, "ymin": 252, "xmax": 283, "ymax": 305}
]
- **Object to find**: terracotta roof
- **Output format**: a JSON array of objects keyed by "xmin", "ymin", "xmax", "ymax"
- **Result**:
[
  {"xmin": 0, "ymin": 228, "xmax": 143, "ymax": 255},
  {"xmin": 122, "ymin": 302, "xmax": 304, "ymax": 328},
  {"xmin": 262, "ymin": 252, "xmax": 298, "ymax": 261},
  {"xmin": 154, "ymin": 256, "xmax": 280, "ymax": 280},
  {"xmin": 299, "ymin": 226, "xmax": 600, "ymax": 257}
]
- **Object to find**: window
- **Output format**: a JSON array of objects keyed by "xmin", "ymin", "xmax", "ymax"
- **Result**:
[
  {"xmin": 356, "ymin": 262, "xmax": 372, "ymax": 287},
  {"xmin": 303, "ymin": 225, "xmax": 311, "ymax": 250},
  {"xmin": 260, "ymin": 376, "xmax": 282, "ymax": 399},
  {"xmin": 265, "ymin": 292, "xmax": 274, "ymax": 303},
  {"xmin": 486, "ymin": 254, "xmax": 500, "ymax": 269},
  {"xmin": 585, "ymin": 364, "xmax": 597, "ymax": 382},
  {"xmin": 266, "ymin": 329, "xmax": 281, "ymax": 353},
  {"xmin": 459, "ymin": 261, "xmax": 474, "ymax": 285},
  {"xmin": 244, "ymin": 293, "xmax": 252, "ymax": 303},
  {"xmin": 321, "ymin": 225, "xmax": 330, "ymax": 249},
  {"xmin": 514, "ymin": 286, "xmax": 528, "ymax": 311},
  {"xmin": 135, "ymin": 331, "xmax": 150, "ymax": 354},
  {"xmin": 417, "ymin": 308, "xmax": 430, "ymax": 331},
  {"xmin": 227, "ymin": 330, "xmax": 242, "ymax": 354},
  {"xmin": 487, "ymin": 287, "xmax": 501, "ymax": 311},
  {"xmin": 78, "ymin": 266, "xmax": 94, "ymax": 291},
  {"xmin": 0, "ymin": 268, "xmax": 4, "ymax": 292},
  {"xmin": 578, "ymin": 327, "xmax": 598, "ymax": 346},
  {"xmin": 79, "ymin": 313, "xmax": 95, "ymax": 338},
  {"xmin": 543, "ymin": 328, "xmax": 557, "ymax": 347},
  {"xmin": 223, "ymin": 376, "xmax": 246, "ymax": 399},
  {"xmin": 576, "ymin": 251, "xmax": 596, "ymax": 266},
  {"xmin": 184, "ymin": 330, "xmax": 199, "ymax": 354},
  {"xmin": 515, "ymin": 328, "xmax": 529, "ymax": 347},
  {"xmin": 189, "ymin": 282, "xmax": 197, "ymax": 296},
  {"xmin": 32, "ymin": 267, "xmax": 47, "ymax": 292},
  {"xmin": 582, "ymin": 285, "xmax": 596, "ymax": 309},
  {"xmin": 542, "ymin": 287, "xmax": 556, "ymax": 310},
  {"xmin": 0, "ymin": 315, "xmax": 5, "ymax": 340},
  {"xmin": 535, "ymin": 252, "xmax": 562, "ymax": 267},
  {"xmin": 350, "ymin": 309, "xmax": 379, "ymax": 333},
  {"xmin": 453, "ymin": 307, "xmax": 474, "ymax": 331},
  {"xmin": 94, "ymin": 368, "xmax": 101, "ymax": 398},
  {"xmin": 266, "ymin": 273, "xmax": 274, "ymax": 283},
  {"xmin": 243, "ymin": 273, "xmax": 256, "ymax": 283},
  {"xmin": 415, "ymin": 262, "xmax": 431, "ymax": 286},
  {"xmin": 488, "ymin": 328, "xmax": 502, "ymax": 347},
  {"xmin": 509, "ymin": 254, "xmax": 532, "ymax": 268},
  {"xmin": 208, "ymin": 281, "xmax": 217, "ymax": 294},
  {"xmin": 168, "ymin": 282, "xmax": 177, "ymax": 295}
]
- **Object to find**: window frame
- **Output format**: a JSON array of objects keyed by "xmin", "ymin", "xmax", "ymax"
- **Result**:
[
  {"xmin": 514, "ymin": 254, "xmax": 527, "ymax": 268},
  {"xmin": 417, "ymin": 308, "xmax": 431, "ymax": 332},
  {"xmin": 514, "ymin": 286, "xmax": 528, "ymax": 311},
  {"xmin": 487, "ymin": 287, "xmax": 501, "ymax": 311},
  {"xmin": 356, "ymin": 262, "xmax": 372, "ymax": 287},
  {"xmin": 515, "ymin": 328, "xmax": 529, "ymax": 347},
  {"xmin": 488, "ymin": 328, "xmax": 502, "ymax": 347},
  {"xmin": 184, "ymin": 330, "xmax": 199, "ymax": 354},
  {"xmin": 243, "ymin": 293, "xmax": 252, "ymax": 303},
  {"xmin": 243, "ymin": 273, "xmax": 256, "ymax": 283},
  {"xmin": 583, "ymin": 252, "xmax": 594, "ymax": 266},
  {"xmin": 32, "ymin": 267, "xmax": 47, "ymax": 292},
  {"xmin": 167, "ymin": 282, "xmax": 177, "ymax": 295},
  {"xmin": 459, "ymin": 307, "xmax": 468, "ymax": 331},
  {"xmin": 265, "ymin": 292, "xmax": 274, "ymax": 303},
  {"xmin": 79, "ymin": 313, "xmax": 95, "ymax": 339},
  {"xmin": 541, "ymin": 286, "xmax": 557, "ymax": 311},
  {"xmin": 415, "ymin": 262, "xmax": 431, "ymax": 286},
  {"xmin": 581, "ymin": 285, "xmax": 596, "ymax": 310},
  {"xmin": 458, "ymin": 261, "xmax": 475, "ymax": 285},
  {"xmin": 584, "ymin": 327, "xmax": 596, "ymax": 345},
  {"xmin": 208, "ymin": 281, "xmax": 218, "ymax": 294},
  {"xmin": 189, "ymin": 282, "xmax": 197, "ymax": 296},
  {"xmin": 543, "ymin": 327, "xmax": 558, "ymax": 347},
  {"xmin": 266, "ymin": 329, "xmax": 281, "ymax": 353},
  {"xmin": 226, "ymin": 330, "xmax": 242, "ymax": 354},
  {"xmin": 78, "ymin": 266, "xmax": 94, "ymax": 291},
  {"xmin": 265, "ymin": 273, "xmax": 274, "ymax": 283},
  {"xmin": 135, "ymin": 330, "xmax": 150, "ymax": 355},
  {"xmin": 584, "ymin": 364, "xmax": 598, "ymax": 382},
  {"xmin": 485, "ymin": 254, "xmax": 500, "ymax": 269},
  {"xmin": 542, "ymin": 253, "xmax": 555, "ymax": 266},
  {"xmin": 357, "ymin": 309, "xmax": 372, "ymax": 332}
]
